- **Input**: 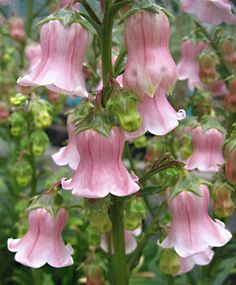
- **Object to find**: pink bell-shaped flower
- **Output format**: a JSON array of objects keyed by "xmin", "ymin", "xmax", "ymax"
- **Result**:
[
  {"xmin": 25, "ymin": 43, "xmax": 41, "ymax": 72},
  {"xmin": 8, "ymin": 16, "xmax": 26, "ymax": 41},
  {"xmin": 61, "ymin": 127, "xmax": 140, "ymax": 198},
  {"xmin": 8, "ymin": 208, "xmax": 74, "ymax": 268},
  {"xmin": 17, "ymin": 20, "xmax": 88, "ymax": 97},
  {"xmin": 52, "ymin": 115, "xmax": 80, "ymax": 170},
  {"xmin": 123, "ymin": 11, "xmax": 177, "ymax": 97},
  {"xmin": 177, "ymin": 248, "xmax": 214, "ymax": 275},
  {"xmin": 126, "ymin": 88, "xmax": 186, "ymax": 139},
  {"xmin": 181, "ymin": 0, "xmax": 236, "ymax": 25},
  {"xmin": 177, "ymin": 40, "xmax": 206, "ymax": 89},
  {"xmin": 185, "ymin": 127, "xmax": 224, "ymax": 172},
  {"xmin": 101, "ymin": 228, "xmax": 141, "ymax": 255},
  {"xmin": 160, "ymin": 185, "xmax": 232, "ymax": 258}
]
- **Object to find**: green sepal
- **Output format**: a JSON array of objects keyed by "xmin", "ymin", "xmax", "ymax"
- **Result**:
[
  {"xmin": 119, "ymin": 0, "xmax": 173, "ymax": 23},
  {"xmin": 26, "ymin": 192, "xmax": 63, "ymax": 218},
  {"xmin": 36, "ymin": 8, "xmax": 96, "ymax": 34},
  {"xmin": 73, "ymin": 107, "xmax": 113, "ymax": 137},
  {"xmin": 201, "ymin": 116, "xmax": 225, "ymax": 134},
  {"xmin": 169, "ymin": 170, "xmax": 211, "ymax": 200}
]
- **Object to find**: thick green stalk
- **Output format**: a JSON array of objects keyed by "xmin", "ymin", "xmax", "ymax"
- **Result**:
[
  {"xmin": 101, "ymin": 0, "xmax": 113, "ymax": 87},
  {"xmin": 110, "ymin": 196, "xmax": 129, "ymax": 285},
  {"xmin": 31, "ymin": 269, "xmax": 43, "ymax": 285}
]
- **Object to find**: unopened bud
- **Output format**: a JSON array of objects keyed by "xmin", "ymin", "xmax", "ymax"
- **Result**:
[
  {"xmin": 89, "ymin": 211, "xmax": 112, "ymax": 234},
  {"xmin": 124, "ymin": 197, "xmax": 145, "ymax": 230},
  {"xmin": 119, "ymin": 110, "xmax": 142, "ymax": 132},
  {"xmin": 13, "ymin": 160, "xmax": 32, "ymax": 187},
  {"xmin": 212, "ymin": 185, "xmax": 235, "ymax": 218},
  {"xmin": 160, "ymin": 249, "xmax": 180, "ymax": 276},
  {"xmin": 134, "ymin": 135, "xmax": 147, "ymax": 148},
  {"xmin": 9, "ymin": 93, "xmax": 27, "ymax": 107},
  {"xmin": 10, "ymin": 112, "xmax": 27, "ymax": 137},
  {"xmin": 30, "ymin": 99, "xmax": 53, "ymax": 129},
  {"xmin": 199, "ymin": 55, "xmax": 217, "ymax": 84},
  {"xmin": 224, "ymin": 78, "xmax": 236, "ymax": 112},
  {"xmin": 30, "ymin": 129, "xmax": 49, "ymax": 156}
]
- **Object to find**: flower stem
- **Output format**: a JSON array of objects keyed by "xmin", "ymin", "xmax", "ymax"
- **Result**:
[
  {"xmin": 31, "ymin": 269, "xmax": 43, "ymax": 285},
  {"xmin": 110, "ymin": 196, "xmax": 129, "ymax": 285},
  {"xmin": 26, "ymin": 0, "xmax": 33, "ymax": 38}
]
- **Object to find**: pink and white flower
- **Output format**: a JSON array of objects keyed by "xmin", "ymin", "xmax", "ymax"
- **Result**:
[
  {"xmin": 62, "ymin": 127, "xmax": 140, "ymax": 198},
  {"xmin": 126, "ymin": 88, "xmax": 186, "ymax": 139},
  {"xmin": 160, "ymin": 185, "xmax": 232, "ymax": 258},
  {"xmin": 123, "ymin": 11, "xmax": 177, "ymax": 97},
  {"xmin": 8, "ymin": 208, "xmax": 73, "ymax": 268},
  {"xmin": 185, "ymin": 127, "xmax": 225, "ymax": 172},
  {"xmin": 52, "ymin": 115, "xmax": 80, "ymax": 170},
  {"xmin": 17, "ymin": 20, "xmax": 88, "ymax": 97},
  {"xmin": 181, "ymin": 0, "xmax": 236, "ymax": 25}
]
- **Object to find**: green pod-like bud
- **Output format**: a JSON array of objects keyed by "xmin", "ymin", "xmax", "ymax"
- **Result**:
[
  {"xmin": 30, "ymin": 129, "xmax": 50, "ymax": 156},
  {"xmin": 89, "ymin": 210, "xmax": 112, "ymax": 234},
  {"xmin": 30, "ymin": 99, "xmax": 53, "ymax": 129},
  {"xmin": 118, "ymin": 109, "xmax": 142, "ymax": 132},
  {"xmin": 10, "ymin": 112, "xmax": 27, "ymax": 137},
  {"xmin": 9, "ymin": 93, "xmax": 27, "ymax": 107},
  {"xmin": 134, "ymin": 135, "xmax": 148, "ymax": 149},
  {"xmin": 87, "ymin": 227, "xmax": 101, "ymax": 247},
  {"xmin": 124, "ymin": 214, "xmax": 142, "ymax": 231},
  {"xmin": 159, "ymin": 249, "xmax": 180, "ymax": 276},
  {"xmin": 13, "ymin": 160, "xmax": 33, "ymax": 187}
]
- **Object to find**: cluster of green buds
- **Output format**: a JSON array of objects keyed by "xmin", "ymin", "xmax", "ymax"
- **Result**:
[
  {"xmin": 123, "ymin": 196, "xmax": 146, "ymax": 231},
  {"xmin": 107, "ymin": 90, "xmax": 142, "ymax": 132}
]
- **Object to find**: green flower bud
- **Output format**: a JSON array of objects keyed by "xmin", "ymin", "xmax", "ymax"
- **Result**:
[
  {"xmin": 212, "ymin": 184, "xmax": 235, "ymax": 218},
  {"xmin": 9, "ymin": 93, "xmax": 27, "ymax": 107},
  {"xmin": 88, "ymin": 228, "xmax": 101, "ymax": 246},
  {"xmin": 89, "ymin": 211, "xmax": 112, "ymax": 234},
  {"xmin": 13, "ymin": 160, "xmax": 32, "ymax": 187},
  {"xmin": 118, "ymin": 110, "xmax": 142, "ymax": 132},
  {"xmin": 160, "ymin": 249, "xmax": 180, "ymax": 276},
  {"xmin": 134, "ymin": 135, "xmax": 147, "ymax": 148},
  {"xmin": 124, "ymin": 214, "xmax": 142, "ymax": 231},
  {"xmin": 30, "ymin": 129, "xmax": 49, "ymax": 156},
  {"xmin": 10, "ymin": 112, "xmax": 27, "ymax": 137},
  {"xmin": 30, "ymin": 99, "xmax": 53, "ymax": 129}
]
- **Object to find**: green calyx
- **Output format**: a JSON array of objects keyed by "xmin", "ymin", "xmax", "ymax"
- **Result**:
[
  {"xmin": 169, "ymin": 169, "xmax": 211, "ymax": 200},
  {"xmin": 119, "ymin": 0, "xmax": 173, "ymax": 23}
]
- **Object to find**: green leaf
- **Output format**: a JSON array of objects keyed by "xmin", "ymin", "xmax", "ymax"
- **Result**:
[{"xmin": 212, "ymin": 257, "xmax": 236, "ymax": 285}]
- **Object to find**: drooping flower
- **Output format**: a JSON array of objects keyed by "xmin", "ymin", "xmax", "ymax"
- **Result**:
[
  {"xmin": 17, "ymin": 20, "xmax": 88, "ymax": 97},
  {"xmin": 125, "ymin": 88, "xmax": 186, "ymax": 139},
  {"xmin": 8, "ymin": 208, "xmax": 74, "ymax": 268},
  {"xmin": 25, "ymin": 43, "xmax": 41, "ymax": 72},
  {"xmin": 177, "ymin": 248, "xmax": 214, "ymax": 275},
  {"xmin": 61, "ymin": 127, "xmax": 140, "ymax": 198},
  {"xmin": 101, "ymin": 228, "xmax": 141, "ymax": 255},
  {"xmin": 123, "ymin": 11, "xmax": 177, "ymax": 97},
  {"xmin": 8, "ymin": 17, "xmax": 25, "ymax": 41},
  {"xmin": 181, "ymin": 0, "xmax": 236, "ymax": 25},
  {"xmin": 160, "ymin": 185, "xmax": 232, "ymax": 258},
  {"xmin": 52, "ymin": 115, "xmax": 80, "ymax": 170},
  {"xmin": 185, "ymin": 127, "xmax": 224, "ymax": 172},
  {"xmin": 177, "ymin": 40, "xmax": 206, "ymax": 87}
]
